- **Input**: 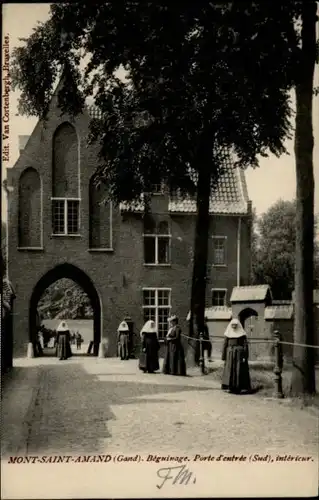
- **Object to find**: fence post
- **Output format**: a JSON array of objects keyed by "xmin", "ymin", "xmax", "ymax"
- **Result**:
[
  {"xmin": 273, "ymin": 330, "xmax": 284, "ymax": 399},
  {"xmin": 199, "ymin": 332, "xmax": 205, "ymax": 374}
]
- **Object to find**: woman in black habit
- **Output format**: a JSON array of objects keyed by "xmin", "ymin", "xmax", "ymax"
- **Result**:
[
  {"xmin": 139, "ymin": 320, "xmax": 160, "ymax": 373},
  {"xmin": 221, "ymin": 318, "xmax": 251, "ymax": 394},
  {"xmin": 163, "ymin": 315, "xmax": 186, "ymax": 376},
  {"xmin": 56, "ymin": 321, "xmax": 72, "ymax": 360}
]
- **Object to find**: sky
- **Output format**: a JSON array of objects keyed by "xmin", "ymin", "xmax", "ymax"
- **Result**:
[{"xmin": 2, "ymin": 3, "xmax": 319, "ymax": 230}]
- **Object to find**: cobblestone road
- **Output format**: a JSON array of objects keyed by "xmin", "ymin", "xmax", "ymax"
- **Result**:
[{"xmin": 2, "ymin": 357, "xmax": 318, "ymax": 458}]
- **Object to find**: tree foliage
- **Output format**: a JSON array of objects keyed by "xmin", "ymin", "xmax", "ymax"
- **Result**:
[
  {"xmin": 252, "ymin": 201, "xmax": 296, "ymax": 299},
  {"xmin": 38, "ymin": 279, "xmax": 93, "ymax": 320},
  {"xmin": 252, "ymin": 200, "xmax": 319, "ymax": 299},
  {"xmin": 11, "ymin": 3, "xmax": 300, "ymax": 197}
]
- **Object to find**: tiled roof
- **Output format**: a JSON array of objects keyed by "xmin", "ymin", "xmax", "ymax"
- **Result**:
[
  {"xmin": 120, "ymin": 167, "xmax": 250, "ymax": 215},
  {"xmin": 120, "ymin": 199, "xmax": 145, "ymax": 212},
  {"xmin": 230, "ymin": 285, "xmax": 272, "ymax": 303},
  {"xmin": 84, "ymin": 102, "xmax": 250, "ymax": 215},
  {"xmin": 264, "ymin": 305, "xmax": 293, "ymax": 320},
  {"xmin": 84, "ymin": 103, "xmax": 249, "ymax": 215},
  {"xmin": 169, "ymin": 168, "xmax": 249, "ymax": 214},
  {"xmin": 186, "ymin": 306, "xmax": 232, "ymax": 321}
]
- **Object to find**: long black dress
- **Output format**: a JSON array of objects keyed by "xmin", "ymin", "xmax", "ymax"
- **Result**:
[
  {"xmin": 163, "ymin": 325, "xmax": 186, "ymax": 376},
  {"xmin": 140, "ymin": 332, "xmax": 160, "ymax": 373},
  {"xmin": 221, "ymin": 335, "xmax": 251, "ymax": 393},
  {"xmin": 56, "ymin": 330, "xmax": 72, "ymax": 360}
]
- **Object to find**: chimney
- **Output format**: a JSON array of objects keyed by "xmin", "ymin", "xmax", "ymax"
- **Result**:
[{"xmin": 19, "ymin": 135, "xmax": 30, "ymax": 155}]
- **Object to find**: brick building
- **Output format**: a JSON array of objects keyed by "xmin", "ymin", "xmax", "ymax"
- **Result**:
[{"xmin": 6, "ymin": 86, "xmax": 253, "ymax": 358}]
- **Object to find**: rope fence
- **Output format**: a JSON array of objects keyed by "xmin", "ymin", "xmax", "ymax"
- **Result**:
[
  {"xmin": 279, "ymin": 341, "xmax": 319, "ymax": 349},
  {"xmin": 181, "ymin": 333, "xmax": 319, "ymax": 348},
  {"xmin": 180, "ymin": 330, "xmax": 319, "ymax": 397}
]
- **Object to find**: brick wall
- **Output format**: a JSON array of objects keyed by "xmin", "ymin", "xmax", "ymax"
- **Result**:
[{"xmin": 7, "ymin": 90, "xmax": 252, "ymax": 358}]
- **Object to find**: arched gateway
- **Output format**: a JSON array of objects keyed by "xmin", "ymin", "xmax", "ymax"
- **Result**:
[
  {"xmin": 238, "ymin": 307, "xmax": 258, "ymax": 329},
  {"xmin": 29, "ymin": 264, "xmax": 102, "ymax": 356}
]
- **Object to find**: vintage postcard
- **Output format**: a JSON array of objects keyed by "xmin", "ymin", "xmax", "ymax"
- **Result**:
[{"xmin": 1, "ymin": 3, "xmax": 319, "ymax": 499}]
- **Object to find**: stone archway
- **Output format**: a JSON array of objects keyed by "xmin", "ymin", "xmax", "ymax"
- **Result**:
[
  {"xmin": 238, "ymin": 307, "xmax": 258, "ymax": 329},
  {"xmin": 29, "ymin": 263, "xmax": 102, "ymax": 356},
  {"xmin": 238, "ymin": 307, "xmax": 259, "ymax": 360}
]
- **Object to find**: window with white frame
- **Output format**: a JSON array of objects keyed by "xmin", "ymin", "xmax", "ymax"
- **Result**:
[
  {"xmin": 52, "ymin": 198, "xmax": 80, "ymax": 235},
  {"xmin": 212, "ymin": 236, "xmax": 227, "ymax": 266},
  {"xmin": 142, "ymin": 288, "xmax": 171, "ymax": 339},
  {"xmin": 143, "ymin": 217, "xmax": 171, "ymax": 265},
  {"xmin": 212, "ymin": 289, "xmax": 227, "ymax": 306}
]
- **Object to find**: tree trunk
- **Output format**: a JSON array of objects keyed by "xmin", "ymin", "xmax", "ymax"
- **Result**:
[
  {"xmin": 290, "ymin": 1, "xmax": 317, "ymax": 396},
  {"xmin": 189, "ymin": 166, "xmax": 212, "ymax": 364}
]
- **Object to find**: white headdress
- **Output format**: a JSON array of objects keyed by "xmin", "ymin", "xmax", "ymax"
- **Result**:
[
  {"xmin": 57, "ymin": 321, "xmax": 69, "ymax": 332},
  {"xmin": 168, "ymin": 314, "xmax": 178, "ymax": 323},
  {"xmin": 117, "ymin": 321, "xmax": 129, "ymax": 332},
  {"xmin": 224, "ymin": 318, "xmax": 246, "ymax": 338},
  {"xmin": 140, "ymin": 320, "xmax": 157, "ymax": 336}
]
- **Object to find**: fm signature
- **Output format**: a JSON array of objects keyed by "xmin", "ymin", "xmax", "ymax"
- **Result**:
[{"xmin": 156, "ymin": 464, "xmax": 197, "ymax": 489}]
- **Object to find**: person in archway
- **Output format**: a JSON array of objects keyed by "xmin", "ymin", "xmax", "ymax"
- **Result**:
[
  {"xmin": 117, "ymin": 321, "xmax": 130, "ymax": 360},
  {"xmin": 56, "ymin": 321, "xmax": 72, "ymax": 360},
  {"xmin": 75, "ymin": 331, "xmax": 82, "ymax": 350},
  {"xmin": 163, "ymin": 315, "xmax": 186, "ymax": 376},
  {"xmin": 36, "ymin": 330, "xmax": 44, "ymax": 356},
  {"xmin": 41, "ymin": 326, "xmax": 50, "ymax": 348},
  {"xmin": 139, "ymin": 320, "xmax": 160, "ymax": 373},
  {"xmin": 221, "ymin": 318, "xmax": 251, "ymax": 394}
]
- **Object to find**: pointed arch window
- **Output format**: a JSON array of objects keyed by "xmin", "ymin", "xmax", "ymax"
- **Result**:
[
  {"xmin": 52, "ymin": 122, "xmax": 80, "ymax": 235},
  {"xmin": 18, "ymin": 167, "xmax": 42, "ymax": 248},
  {"xmin": 89, "ymin": 176, "xmax": 113, "ymax": 250}
]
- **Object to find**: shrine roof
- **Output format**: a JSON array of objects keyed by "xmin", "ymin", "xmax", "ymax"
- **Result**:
[
  {"xmin": 230, "ymin": 285, "xmax": 272, "ymax": 303},
  {"xmin": 120, "ymin": 168, "xmax": 250, "ymax": 215}
]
